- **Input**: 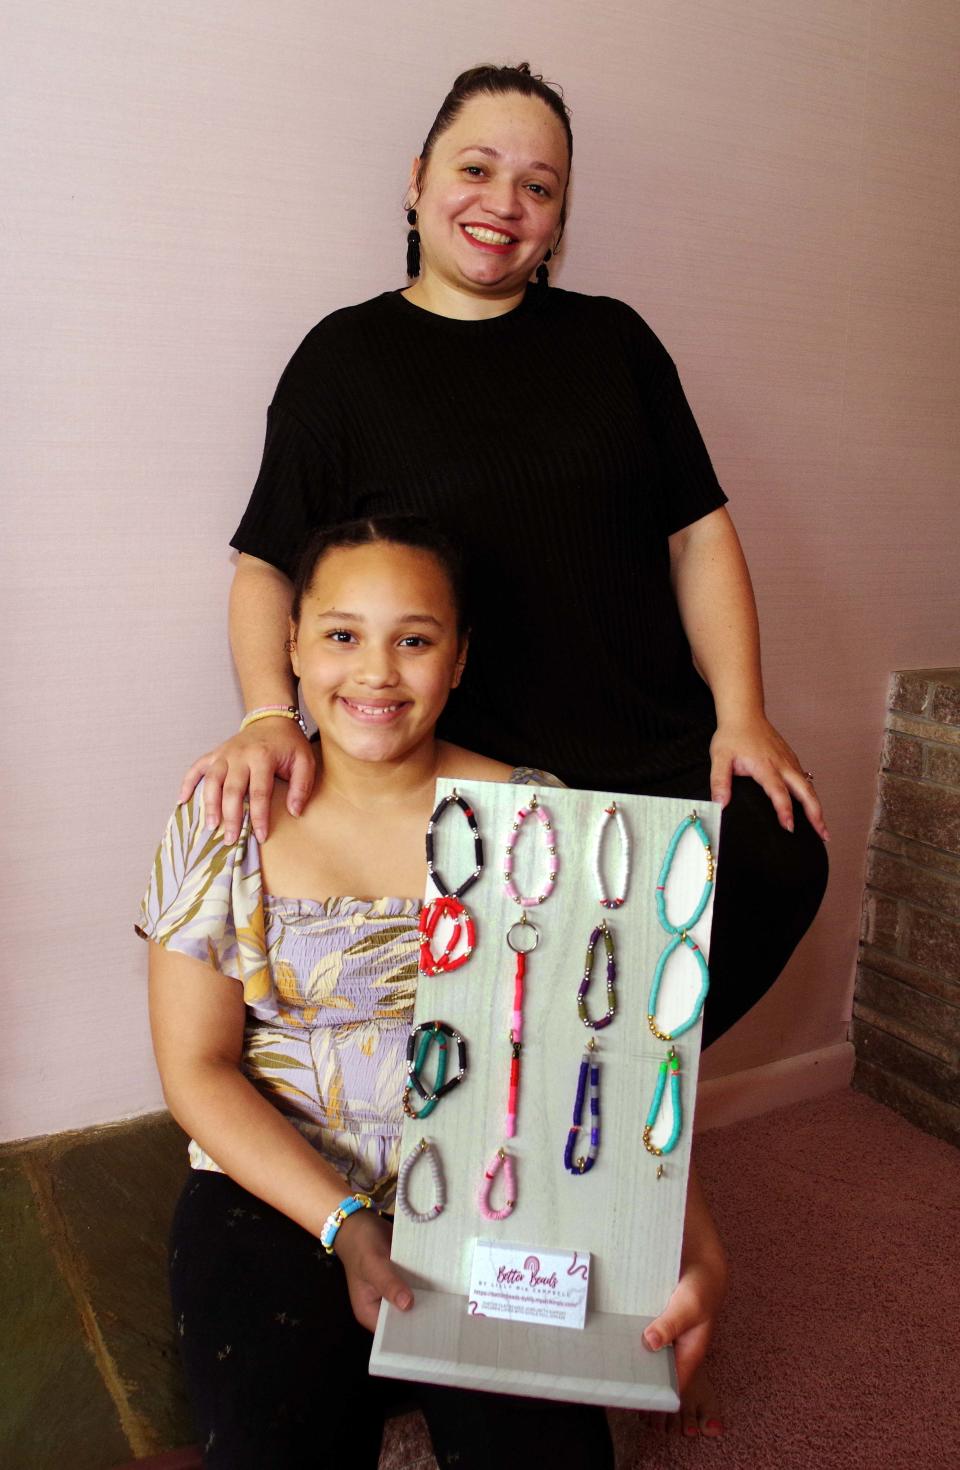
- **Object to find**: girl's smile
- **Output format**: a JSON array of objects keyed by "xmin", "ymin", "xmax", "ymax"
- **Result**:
[{"xmin": 289, "ymin": 540, "xmax": 467, "ymax": 770}]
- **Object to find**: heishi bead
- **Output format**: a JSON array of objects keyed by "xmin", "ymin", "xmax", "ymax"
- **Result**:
[
  {"xmin": 396, "ymin": 1138, "xmax": 446, "ymax": 1224},
  {"xmin": 424, "ymin": 789, "xmax": 485, "ymax": 902},
  {"xmin": 502, "ymin": 795, "xmax": 559, "ymax": 908},
  {"xmin": 478, "ymin": 1147, "xmax": 516, "ymax": 1221},
  {"xmin": 564, "ymin": 1043, "xmax": 601, "ymax": 1175},
  {"xmin": 594, "ymin": 800, "xmax": 632, "ymax": 911},
  {"xmin": 643, "ymin": 1048, "xmax": 682, "ymax": 1157},
  {"xmin": 646, "ymin": 813, "xmax": 713, "ymax": 1041},
  {"xmin": 576, "ymin": 921, "xmax": 617, "ymax": 1030}
]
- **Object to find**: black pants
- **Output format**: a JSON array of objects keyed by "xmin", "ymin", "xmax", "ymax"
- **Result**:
[
  {"xmin": 170, "ymin": 1172, "xmax": 615, "ymax": 1468},
  {"xmin": 698, "ymin": 775, "xmax": 829, "ymax": 1050}
]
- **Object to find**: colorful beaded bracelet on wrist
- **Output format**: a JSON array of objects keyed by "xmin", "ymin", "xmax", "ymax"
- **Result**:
[{"xmin": 319, "ymin": 1193, "xmax": 375, "ymax": 1254}]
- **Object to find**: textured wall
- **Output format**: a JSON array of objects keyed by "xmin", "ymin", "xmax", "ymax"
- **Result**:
[
  {"xmin": 2, "ymin": 0, "xmax": 959, "ymax": 1138},
  {"xmin": 854, "ymin": 670, "xmax": 960, "ymax": 1145}
]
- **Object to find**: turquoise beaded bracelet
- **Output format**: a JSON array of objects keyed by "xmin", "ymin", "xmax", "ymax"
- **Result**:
[{"xmin": 319, "ymin": 1193, "xmax": 375, "ymax": 1254}]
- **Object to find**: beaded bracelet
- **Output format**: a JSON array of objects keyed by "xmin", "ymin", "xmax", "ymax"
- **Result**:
[
  {"xmin": 425, "ymin": 789, "xmax": 484, "ymax": 899},
  {"xmin": 319, "ymin": 1192, "xmax": 375, "ymax": 1254},
  {"xmin": 643, "ymin": 1047, "xmax": 682, "ymax": 1165},
  {"xmin": 577, "ymin": 920, "xmax": 617, "ymax": 1030},
  {"xmin": 395, "ymin": 1138, "xmax": 446, "ymax": 1224},
  {"xmin": 478, "ymin": 1147, "xmax": 516, "ymax": 1221},
  {"xmin": 503, "ymin": 795, "xmax": 558, "ymax": 906},
  {"xmin": 564, "ymin": 1039, "xmax": 601, "ymax": 1175},
  {"xmin": 240, "ymin": 704, "xmax": 309, "ymax": 737},
  {"xmin": 418, "ymin": 895, "xmax": 476, "ymax": 976},
  {"xmin": 647, "ymin": 812, "xmax": 714, "ymax": 1041},
  {"xmin": 402, "ymin": 1021, "xmax": 467, "ymax": 1119},
  {"xmin": 594, "ymin": 801, "xmax": 631, "ymax": 909},
  {"xmin": 420, "ymin": 789, "xmax": 483, "ymax": 975}
]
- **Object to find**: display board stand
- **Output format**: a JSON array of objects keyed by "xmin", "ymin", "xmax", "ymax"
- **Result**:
[{"xmin": 370, "ymin": 781, "xmax": 721, "ymax": 1412}]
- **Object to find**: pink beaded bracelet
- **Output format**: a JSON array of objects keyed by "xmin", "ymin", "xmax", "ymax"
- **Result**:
[
  {"xmin": 502, "ymin": 794, "xmax": 558, "ymax": 907},
  {"xmin": 478, "ymin": 1147, "xmax": 516, "ymax": 1221}
]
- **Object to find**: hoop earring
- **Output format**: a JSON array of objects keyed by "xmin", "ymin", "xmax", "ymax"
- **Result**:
[
  {"xmin": 406, "ymin": 207, "xmax": 421, "ymax": 278},
  {"xmin": 536, "ymin": 247, "xmax": 553, "ymax": 289}
]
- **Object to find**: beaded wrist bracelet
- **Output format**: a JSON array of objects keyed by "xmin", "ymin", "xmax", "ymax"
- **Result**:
[
  {"xmin": 319, "ymin": 1193, "xmax": 375, "ymax": 1254},
  {"xmin": 240, "ymin": 704, "xmax": 309, "ymax": 737}
]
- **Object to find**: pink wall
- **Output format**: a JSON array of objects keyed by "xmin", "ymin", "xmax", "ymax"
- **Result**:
[{"xmin": 2, "ymin": 1, "xmax": 958, "ymax": 1138}]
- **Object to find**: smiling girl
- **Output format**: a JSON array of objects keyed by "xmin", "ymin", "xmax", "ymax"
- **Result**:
[{"xmin": 140, "ymin": 517, "xmax": 643, "ymax": 1466}]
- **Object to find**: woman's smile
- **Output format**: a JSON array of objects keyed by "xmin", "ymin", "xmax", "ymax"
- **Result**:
[{"xmin": 460, "ymin": 222, "xmax": 519, "ymax": 252}]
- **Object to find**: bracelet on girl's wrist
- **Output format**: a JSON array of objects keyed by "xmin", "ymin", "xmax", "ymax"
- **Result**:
[
  {"xmin": 319, "ymin": 1193, "xmax": 376, "ymax": 1254},
  {"xmin": 239, "ymin": 704, "xmax": 308, "ymax": 737}
]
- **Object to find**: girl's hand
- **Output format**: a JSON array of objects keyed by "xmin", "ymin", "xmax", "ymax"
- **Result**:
[
  {"xmin": 642, "ymin": 1246, "xmax": 728, "ymax": 1394},
  {"xmin": 178, "ymin": 719, "xmax": 316, "ymax": 846},
  {"xmin": 709, "ymin": 714, "xmax": 830, "ymax": 841},
  {"xmin": 333, "ymin": 1210, "xmax": 414, "ymax": 1333}
]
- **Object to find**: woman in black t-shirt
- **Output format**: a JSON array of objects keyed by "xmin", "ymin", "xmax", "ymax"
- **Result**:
[{"xmin": 181, "ymin": 63, "xmax": 829, "ymax": 1442}]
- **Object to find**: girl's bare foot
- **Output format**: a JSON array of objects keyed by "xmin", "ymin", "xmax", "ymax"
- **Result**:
[
  {"xmin": 646, "ymin": 1363, "xmax": 724, "ymax": 1437},
  {"xmin": 641, "ymin": 1160, "xmax": 728, "ymax": 1438}
]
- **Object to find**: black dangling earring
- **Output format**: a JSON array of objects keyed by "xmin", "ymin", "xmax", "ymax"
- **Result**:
[
  {"xmin": 406, "ymin": 208, "xmax": 421, "ymax": 278},
  {"xmin": 536, "ymin": 248, "xmax": 553, "ymax": 289}
]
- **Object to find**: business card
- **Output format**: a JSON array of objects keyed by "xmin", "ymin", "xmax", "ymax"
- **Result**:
[{"xmin": 467, "ymin": 1240, "xmax": 591, "ymax": 1330}]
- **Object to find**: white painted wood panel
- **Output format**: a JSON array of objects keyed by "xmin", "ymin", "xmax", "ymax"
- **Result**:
[{"xmin": 370, "ymin": 779, "xmax": 720, "ymax": 1408}]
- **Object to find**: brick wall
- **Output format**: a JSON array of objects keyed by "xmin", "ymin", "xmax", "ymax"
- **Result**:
[{"xmin": 853, "ymin": 669, "xmax": 960, "ymax": 1147}]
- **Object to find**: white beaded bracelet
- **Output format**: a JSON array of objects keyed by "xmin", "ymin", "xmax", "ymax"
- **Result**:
[
  {"xmin": 594, "ymin": 800, "xmax": 631, "ymax": 910},
  {"xmin": 240, "ymin": 704, "xmax": 308, "ymax": 737}
]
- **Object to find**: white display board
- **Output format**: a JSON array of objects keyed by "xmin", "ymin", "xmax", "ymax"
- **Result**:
[{"xmin": 370, "ymin": 779, "xmax": 721, "ymax": 1412}]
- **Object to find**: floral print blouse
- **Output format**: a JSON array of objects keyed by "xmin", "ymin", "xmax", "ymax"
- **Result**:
[{"xmin": 136, "ymin": 768, "xmax": 560, "ymax": 1208}]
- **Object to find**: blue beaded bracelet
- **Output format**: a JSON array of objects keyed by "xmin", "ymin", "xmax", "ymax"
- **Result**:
[{"xmin": 319, "ymin": 1193, "xmax": 375, "ymax": 1254}]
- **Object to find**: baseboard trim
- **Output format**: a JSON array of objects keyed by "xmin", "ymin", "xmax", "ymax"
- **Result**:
[{"xmin": 694, "ymin": 1042, "xmax": 855, "ymax": 1133}]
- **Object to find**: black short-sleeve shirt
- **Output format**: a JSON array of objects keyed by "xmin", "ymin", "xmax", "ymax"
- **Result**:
[{"xmin": 231, "ymin": 287, "xmax": 727, "ymax": 793}]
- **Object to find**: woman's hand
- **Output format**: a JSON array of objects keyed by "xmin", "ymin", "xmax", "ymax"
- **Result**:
[
  {"xmin": 333, "ymin": 1210, "xmax": 414, "ymax": 1333},
  {"xmin": 178, "ymin": 718, "xmax": 316, "ymax": 845},
  {"xmin": 709, "ymin": 713, "xmax": 830, "ymax": 841}
]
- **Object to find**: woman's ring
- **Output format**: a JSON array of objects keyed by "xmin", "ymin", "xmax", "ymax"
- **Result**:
[{"xmin": 803, "ymin": 770, "xmax": 815, "ymax": 783}]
